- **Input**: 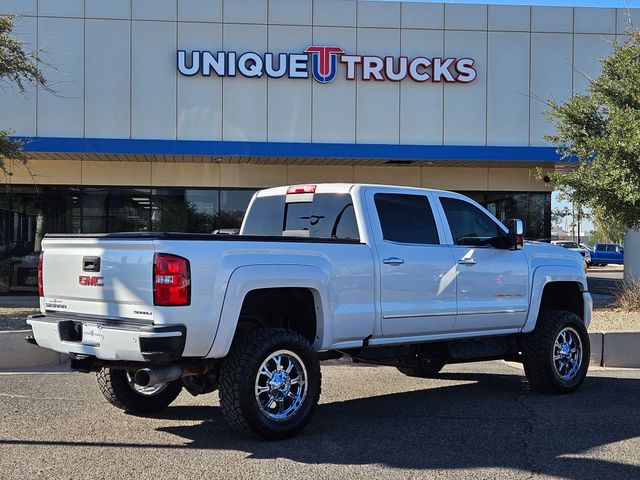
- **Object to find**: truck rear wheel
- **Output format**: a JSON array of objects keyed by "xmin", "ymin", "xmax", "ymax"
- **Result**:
[
  {"xmin": 218, "ymin": 328, "xmax": 321, "ymax": 440},
  {"xmin": 396, "ymin": 359, "xmax": 446, "ymax": 378},
  {"xmin": 96, "ymin": 368, "xmax": 183, "ymax": 413},
  {"xmin": 522, "ymin": 310, "xmax": 590, "ymax": 394}
]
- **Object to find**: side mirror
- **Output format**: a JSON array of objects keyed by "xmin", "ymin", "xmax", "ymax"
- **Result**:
[{"xmin": 506, "ymin": 218, "xmax": 524, "ymax": 250}]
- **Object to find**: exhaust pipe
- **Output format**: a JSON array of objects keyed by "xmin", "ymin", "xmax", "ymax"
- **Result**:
[{"xmin": 134, "ymin": 365, "xmax": 183, "ymax": 387}]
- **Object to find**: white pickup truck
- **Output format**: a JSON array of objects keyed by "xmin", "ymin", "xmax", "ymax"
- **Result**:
[{"xmin": 28, "ymin": 184, "xmax": 592, "ymax": 440}]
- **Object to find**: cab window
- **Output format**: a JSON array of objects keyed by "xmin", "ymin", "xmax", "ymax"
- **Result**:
[
  {"xmin": 283, "ymin": 193, "xmax": 360, "ymax": 240},
  {"xmin": 440, "ymin": 197, "xmax": 502, "ymax": 247}
]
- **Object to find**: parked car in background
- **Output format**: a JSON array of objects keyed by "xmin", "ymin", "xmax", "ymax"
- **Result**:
[
  {"xmin": 579, "ymin": 243, "xmax": 593, "ymax": 252},
  {"xmin": 590, "ymin": 243, "xmax": 624, "ymax": 266},
  {"xmin": 551, "ymin": 241, "xmax": 591, "ymax": 267}
]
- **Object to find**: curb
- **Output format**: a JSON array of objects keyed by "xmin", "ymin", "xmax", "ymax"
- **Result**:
[
  {"xmin": 586, "ymin": 332, "xmax": 640, "ymax": 368},
  {"xmin": 0, "ymin": 330, "xmax": 68, "ymax": 370},
  {"xmin": 0, "ymin": 330, "xmax": 637, "ymax": 370},
  {"xmin": 602, "ymin": 332, "xmax": 640, "ymax": 368}
]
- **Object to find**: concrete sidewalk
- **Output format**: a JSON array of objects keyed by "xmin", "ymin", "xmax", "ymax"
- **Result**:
[{"xmin": 0, "ymin": 296, "xmax": 39, "ymax": 308}]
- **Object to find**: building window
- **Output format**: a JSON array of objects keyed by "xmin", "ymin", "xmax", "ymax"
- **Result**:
[
  {"xmin": 459, "ymin": 191, "xmax": 551, "ymax": 242},
  {"xmin": 0, "ymin": 186, "xmax": 257, "ymax": 293}
]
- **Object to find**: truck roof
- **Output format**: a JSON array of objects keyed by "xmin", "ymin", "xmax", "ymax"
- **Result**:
[{"xmin": 255, "ymin": 183, "xmax": 450, "ymax": 197}]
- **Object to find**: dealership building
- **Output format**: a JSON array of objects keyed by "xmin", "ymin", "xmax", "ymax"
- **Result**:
[{"xmin": 0, "ymin": 0, "xmax": 634, "ymax": 292}]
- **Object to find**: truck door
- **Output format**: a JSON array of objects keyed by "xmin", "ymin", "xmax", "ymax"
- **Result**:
[
  {"xmin": 366, "ymin": 190, "xmax": 457, "ymax": 337},
  {"xmin": 436, "ymin": 195, "xmax": 529, "ymax": 332}
]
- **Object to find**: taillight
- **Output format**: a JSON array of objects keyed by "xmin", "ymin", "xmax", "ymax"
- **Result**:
[
  {"xmin": 153, "ymin": 253, "xmax": 190, "ymax": 306},
  {"xmin": 287, "ymin": 184, "xmax": 316, "ymax": 194},
  {"xmin": 38, "ymin": 252, "xmax": 44, "ymax": 297}
]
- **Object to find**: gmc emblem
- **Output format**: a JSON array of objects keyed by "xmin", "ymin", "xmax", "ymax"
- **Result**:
[{"xmin": 79, "ymin": 275, "xmax": 104, "ymax": 287}]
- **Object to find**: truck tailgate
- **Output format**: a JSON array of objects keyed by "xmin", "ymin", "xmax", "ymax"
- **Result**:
[{"xmin": 41, "ymin": 237, "xmax": 156, "ymax": 321}]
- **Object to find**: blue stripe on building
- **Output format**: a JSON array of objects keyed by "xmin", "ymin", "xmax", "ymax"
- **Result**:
[{"xmin": 14, "ymin": 136, "xmax": 563, "ymax": 162}]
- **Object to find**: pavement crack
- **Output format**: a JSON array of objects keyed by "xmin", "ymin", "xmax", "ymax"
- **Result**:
[{"xmin": 0, "ymin": 392, "xmax": 79, "ymax": 402}]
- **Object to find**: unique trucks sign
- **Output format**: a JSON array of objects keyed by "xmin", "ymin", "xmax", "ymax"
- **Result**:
[{"xmin": 177, "ymin": 45, "xmax": 476, "ymax": 84}]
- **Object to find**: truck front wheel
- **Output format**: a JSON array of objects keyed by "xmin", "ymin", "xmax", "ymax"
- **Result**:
[
  {"xmin": 219, "ymin": 328, "xmax": 321, "ymax": 440},
  {"xmin": 96, "ymin": 368, "xmax": 183, "ymax": 413},
  {"xmin": 522, "ymin": 310, "xmax": 590, "ymax": 394}
]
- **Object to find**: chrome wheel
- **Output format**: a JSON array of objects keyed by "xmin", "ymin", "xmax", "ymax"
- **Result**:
[
  {"xmin": 552, "ymin": 327, "xmax": 583, "ymax": 381},
  {"xmin": 126, "ymin": 371, "xmax": 168, "ymax": 396},
  {"xmin": 254, "ymin": 350, "xmax": 308, "ymax": 422}
]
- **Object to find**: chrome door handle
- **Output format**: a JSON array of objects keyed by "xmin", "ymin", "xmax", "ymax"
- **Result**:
[
  {"xmin": 458, "ymin": 258, "xmax": 477, "ymax": 265},
  {"xmin": 383, "ymin": 257, "xmax": 405, "ymax": 266}
]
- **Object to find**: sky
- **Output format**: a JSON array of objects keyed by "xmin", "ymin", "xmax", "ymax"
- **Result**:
[{"xmin": 395, "ymin": 0, "xmax": 640, "ymax": 7}]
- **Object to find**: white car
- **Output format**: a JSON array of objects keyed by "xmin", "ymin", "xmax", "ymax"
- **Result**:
[
  {"xmin": 551, "ymin": 240, "xmax": 592, "ymax": 265},
  {"xmin": 28, "ymin": 184, "xmax": 592, "ymax": 440}
]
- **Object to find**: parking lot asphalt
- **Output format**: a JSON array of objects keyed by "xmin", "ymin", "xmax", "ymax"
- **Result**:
[
  {"xmin": 0, "ymin": 361, "xmax": 638, "ymax": 480},
  {"xmin": 587, "ymin": 265, "xmax": 623, "ymax": 308}
]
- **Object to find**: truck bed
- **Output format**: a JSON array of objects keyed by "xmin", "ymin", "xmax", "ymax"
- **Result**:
[{"xmin": 44, "ymin": 232, "xmax": 362, "ymax": 244}]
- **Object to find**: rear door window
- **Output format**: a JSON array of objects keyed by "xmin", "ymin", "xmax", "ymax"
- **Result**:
[{"xmin": 374, "ymin": 193, "xmax": 440, "ymax": 244}]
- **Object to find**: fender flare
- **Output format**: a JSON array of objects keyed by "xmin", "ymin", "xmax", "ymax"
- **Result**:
[
  {"xmin": 522, "ymin": 265, "xmax": 589, "ymax": 333},
  {"xmin": 206, "ymin": 264, "xmax": 331, "ymax": 358}
]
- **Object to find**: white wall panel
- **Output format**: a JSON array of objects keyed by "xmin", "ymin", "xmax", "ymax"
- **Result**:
[
  {"xmin": 444, "ymin": 4, "xmax": 487, "ymax": 31},
  {"xmin": 616, "ymin": 8, "xmax": 640, "ymax": 34},
  {"xmin": 312, "ymin": 26, "xmax": 356, "ymax": 142},
  {"xmin": 400, "ymin": 29, "xmax": 443, "ymax": 145},
  {"xmin": 223, "ymin": 0, "xmax": 267, "ymax": 24},
  {"xmin": 0, "ymin": 16, "xmax": 36, "ymax": 136},
  {"xmin": 313, "ymin": 0, "xmax": 356, "ymax": 27},
  {"xmin": 85, "ymin": 0, "xmax": 130, "ymax": 19},
  {"xmin": 356, "ymin": 28, "xmax": 400, "ymax": 144},
  {"xmin": 530, "ymin": 33, "xmax": 572, "ymax": 146},
  {"xmin": 574, "ymin": 8, "xmax": 615, "ymax": 34},
  {"xmin": 178, "ymin": 0, "xmax": 222, "ymax": 23},
  {"xmin": 487, "ymin": 32, "xmax": 529, "ymax": 146},
  {"xmin": 444, "ymin": 31, "xmax": 487, "ymax": 145},
  {"xmin": 39, "ymin": 0, "xmax": 83, "ymax": 17},
  {"xmin": 488, "ymin": 5, "xmax": 530, "ymax": 32},
  {"xmin": 0, "ymin": 0, "xmax": 36, "ymax": 15},
  {"xmin": 222, "ymin": 24, "xmax": 267, "ymax": 141},
  {"xmin": 400, "ymin": 2, "xmax": 443, "ymax": 29},
  {"xmin": 131, "ymin": 21, "xmax": 176, "ymax": 139},
  {"xmin": 0, "ymin": 1, "xmax": 625, "ymax": 153},
  {"xmin": 37, "ymin": 17, "xmax": 84, "ymax": 137},
  {"xmin": 267, "ymin": 25, "xmax": 311, "ymax": 141},
  {"xmin": 357, "ymin": 1, "xmax": 400, "ymax": 28},
  {"xmin": 132, "ymin": 0, "xmax": 176, "ymax": 21},
  {"xmin": 269, "ymin": 0, "xmax": 312, "ymax": 26},
  {"xmin": 531, "ymin": 6, "xmax": 573, "ymax": 33},
  {"xmin": 85, "ymin": 19, "xmax": 130, "ymax": 138},
  {"xmin": 573, "ymin": 34, "xmax": 615, "ymax": 93},
  {"xmin": 177, "ymin": 23, "xmax": 222, "ymax": 140}
]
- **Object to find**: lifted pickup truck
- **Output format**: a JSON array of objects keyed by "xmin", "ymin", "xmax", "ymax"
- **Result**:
[{"xmin": 28, "ymin": 184, "xmax": 592, "ymax": 440}]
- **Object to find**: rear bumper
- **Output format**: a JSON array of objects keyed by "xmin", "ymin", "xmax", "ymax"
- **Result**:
[{"xmin": 27, "ymin": 314, "xmax": 186, "ymax": 363}]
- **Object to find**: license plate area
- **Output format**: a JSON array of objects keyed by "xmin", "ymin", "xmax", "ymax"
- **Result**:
[
  {"xmin": 81, "ymin": 323, "xmax": 102, "ymax": 346},
  {"xmin": 58, "ymin": 320, "xmax": 82, "ymax": 342}
]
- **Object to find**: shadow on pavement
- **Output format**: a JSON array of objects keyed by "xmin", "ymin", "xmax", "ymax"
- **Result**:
[{"xmin": 2, "ymin": 371, "xmax": 639, "ymax": 479}]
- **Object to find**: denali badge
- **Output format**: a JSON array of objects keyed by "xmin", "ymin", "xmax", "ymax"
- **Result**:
[{"xmin": 79, "ymin": 275, "xmax": 104, "ymax": 287}]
